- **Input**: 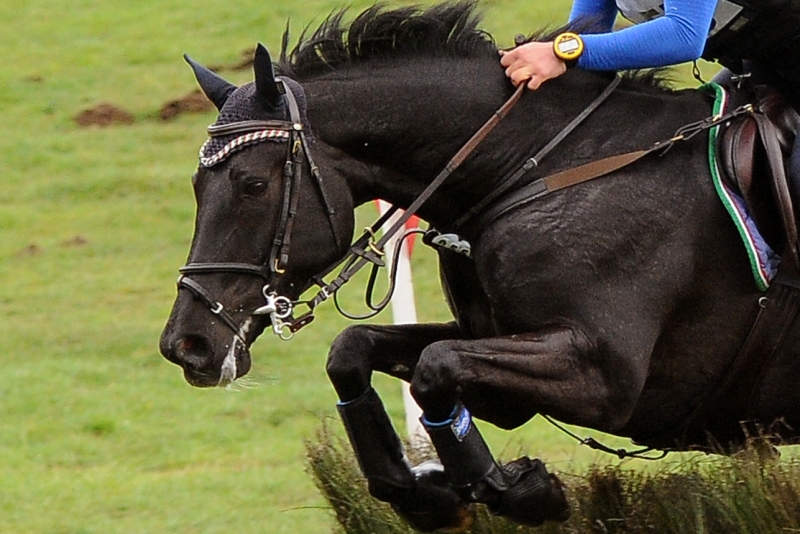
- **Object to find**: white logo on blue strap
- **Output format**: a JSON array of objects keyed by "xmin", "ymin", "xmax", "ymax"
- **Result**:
[{"xmin": 451, "ymin": 406, "xmax": 472, "ymax": 441}]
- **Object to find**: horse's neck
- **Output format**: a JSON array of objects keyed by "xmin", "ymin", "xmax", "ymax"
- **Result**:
[
  {"xmin": 306, "ymin": 67, "xmax": 710, "ymax": 227},
  {"xmin": 305, "ymin": 59, "xmax": 514, "ymax": 213}
]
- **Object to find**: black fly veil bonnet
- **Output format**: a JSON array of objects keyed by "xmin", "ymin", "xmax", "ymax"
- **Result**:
[{"xmin": 184, "ymin": 45, "xmax": 313, "ymax": 168}]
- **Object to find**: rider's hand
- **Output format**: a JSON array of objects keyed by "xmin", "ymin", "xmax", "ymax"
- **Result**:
[{"xmin": 500, "ymin": 42, "xmax": 567, "ymax": 90}]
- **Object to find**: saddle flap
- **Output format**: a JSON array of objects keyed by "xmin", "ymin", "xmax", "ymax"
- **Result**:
[
  {"xmin": 720, "ymin": 115, "xmax": 784, "ymax": 249},
  {"xmin": 718, "ymin": 86, "xmax": 800, "ymax": 260}
]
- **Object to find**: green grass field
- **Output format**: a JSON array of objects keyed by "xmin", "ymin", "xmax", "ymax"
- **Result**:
[{"xmin": 1, "ymin": 1, "xmax": 731, "ymax": 532}]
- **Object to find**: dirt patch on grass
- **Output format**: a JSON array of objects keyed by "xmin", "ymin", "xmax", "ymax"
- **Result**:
[
  {"xmin": 17, "ymin": 244, "xmax": 42, "ymax": 257},
  {"xmin": 61, "ymin": 235, "xmax": 89, "ymax": 247},
  {"xmin": 158, "ymin": 49, "xmax": 256, "ymax": 121},
  {"xmin": 159, "ymin": 89, "xmax": 214, "ymax": 121},
  {"xmin": 74, "ymin": 103, "xmax": 135, "ymax": 127},
  {"xmin": 229, "ymin": 49, "xmax": 254, "ymax": 71},
  {"xmin": 209, "ymin": 49, "xmax": 254, "ymax": 72}
]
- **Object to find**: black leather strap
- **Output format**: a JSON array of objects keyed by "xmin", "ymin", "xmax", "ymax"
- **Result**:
[
  {"xmin": 179, "ymin": 262, "xmax": 271, "ymax": 278},
  {"xmin": 207, "ymin": 119, "xmax": 294, "ymax": 137},
  {"xmin": 178, "ymin": 275, "xmax": 245, "ymax": 337},
  {"xmin": 453, "ymin": 75, "xmax": 622, "ymax": 229}
]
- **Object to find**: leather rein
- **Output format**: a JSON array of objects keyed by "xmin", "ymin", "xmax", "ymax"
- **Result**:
[{"xmin": 177, "ymin": 73, "xmax": 755, "ymax": 343}]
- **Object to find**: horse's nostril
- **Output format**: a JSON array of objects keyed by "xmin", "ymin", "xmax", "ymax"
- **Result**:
[
  {"xmin": 174, "ymin": 335, "xmax": 212, "ymax": 367},
  {"xmin": 179, "ymin": 337, "xmax": 198, "ymax": 352}
]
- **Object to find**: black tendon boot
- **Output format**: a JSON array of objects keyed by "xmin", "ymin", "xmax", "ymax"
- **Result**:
[
  {"xmin": 337, "ymin": 388, "xmax": 466, "ymax": 532},
  {"xmin": 423, "ymin": 404, "xmax": 570, "ymax": 527}
]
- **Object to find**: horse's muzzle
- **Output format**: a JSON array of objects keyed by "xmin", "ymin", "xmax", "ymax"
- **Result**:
[{"xmin": 159, "ymin": 330, "xmax": 252, "ymax": 388}]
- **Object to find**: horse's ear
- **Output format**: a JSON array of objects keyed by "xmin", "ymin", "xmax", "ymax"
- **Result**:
[
  {"xmin": 184, "ymin": 54, "xmax": 237, "ymax": 111},
  {"xmin": 253, "ymin": 43, "xmax": 284, "ymax": 109}
]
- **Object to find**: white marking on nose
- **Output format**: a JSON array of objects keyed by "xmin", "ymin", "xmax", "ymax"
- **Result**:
[{"xmin": 218, "ymin": 318, "xmax": 252, "ymax": 387}]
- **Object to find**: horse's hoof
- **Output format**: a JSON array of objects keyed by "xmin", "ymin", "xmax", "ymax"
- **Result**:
[
  {"xmin": 392, "ymin": 460, "xmax": 474, "ymax": 532},
  {"xmin": 491, "ymin": 457, "xmax": 570, "ymax": 526}
]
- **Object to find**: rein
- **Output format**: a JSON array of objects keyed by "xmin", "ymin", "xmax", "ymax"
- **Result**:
[
  {"xmin": 301, "ymin": 81, "xmax": 528, "ymax": 313},
  {"xmin": 452, "ymin": 74, "xmax": 621, "ymax": 229}
]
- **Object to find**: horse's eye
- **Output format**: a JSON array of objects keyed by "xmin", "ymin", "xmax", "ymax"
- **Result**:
[{"xmin": 244, "ymin": 181, "xmax": 268, "ymax": 196}]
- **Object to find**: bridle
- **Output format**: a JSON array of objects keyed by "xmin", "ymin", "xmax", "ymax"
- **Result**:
[{"xmin": 177, "ymin": 81, "xmax": 343, "ymax": 340}]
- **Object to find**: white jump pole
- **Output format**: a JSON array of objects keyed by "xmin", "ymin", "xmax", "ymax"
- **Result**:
[{"xmin": 377, "ymin": 200, "xmax": 429, "ymax": 448}]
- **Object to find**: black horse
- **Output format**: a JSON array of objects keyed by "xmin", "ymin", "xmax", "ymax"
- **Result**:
[{"xmin": 160, "ymin": 1, "xmax": 800, "ymax": 530}]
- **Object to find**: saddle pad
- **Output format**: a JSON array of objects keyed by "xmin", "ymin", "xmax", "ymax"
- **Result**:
[{"xmin": 705, "ymin": 82, "xmax": 780, "ymax": 291}]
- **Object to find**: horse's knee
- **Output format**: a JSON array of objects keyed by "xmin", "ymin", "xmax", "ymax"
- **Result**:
[
  {"xmin": 410, "ymin": 342, "xmax": 461, "ymax": 419},
  {"xmin": 326, "ymin": 325, "xmax": 376, "ymax": 400}
]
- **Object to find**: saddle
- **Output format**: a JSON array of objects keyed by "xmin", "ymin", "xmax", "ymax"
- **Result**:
[{"xmin": 717, "ymin": 85, "xmax": 800, "ymax": 265}]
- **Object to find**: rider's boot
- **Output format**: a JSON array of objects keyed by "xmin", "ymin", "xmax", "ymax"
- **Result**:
[
  {"xmin": 422, "ymin": 404, "xmax": 570, "ymax": 527},
  {"xmin": 337, "ymin": 388, "xmax": 468, "ymax": 532}
]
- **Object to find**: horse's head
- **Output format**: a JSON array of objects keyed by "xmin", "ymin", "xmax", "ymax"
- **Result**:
[{"xmin": 160, "ymin": 45, "xmax": 355, "ymax": 387}]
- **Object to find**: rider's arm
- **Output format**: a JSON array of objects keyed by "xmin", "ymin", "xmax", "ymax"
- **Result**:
[{"xmin": 571, "ymin": 0, "xmax": 718, "ymax": 70}]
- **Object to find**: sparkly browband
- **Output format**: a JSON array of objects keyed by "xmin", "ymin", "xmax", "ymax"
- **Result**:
[{"xmin": 199, "ymin": 129, "xmax": 290, "ymax": 167}]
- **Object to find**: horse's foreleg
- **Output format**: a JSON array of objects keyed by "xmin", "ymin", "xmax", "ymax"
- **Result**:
[
  {"xmin": 326, "ymin": 322, "xmax": 470, "ymax": 531},
  {"xmin": 411, "ymin": 325, "xmax": 641, "ymax": 527},
  {"xmin": 327, "ymin": 322, "xmax": 462, "ymax": 401}
]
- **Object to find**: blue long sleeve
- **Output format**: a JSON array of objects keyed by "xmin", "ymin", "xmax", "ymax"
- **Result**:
[
  {"xmin": 567, "ymin": 0, "xmax": 718, "ymax": 71},
  {"xmin": 569, "ymin": 0, "xmax": 618, "ymax": 32}
]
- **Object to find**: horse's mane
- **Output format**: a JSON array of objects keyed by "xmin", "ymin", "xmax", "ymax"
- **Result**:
[
  {"xmin": 277, "ymin": 1, "xmax": 497, "ymax": 79},
  {"xmin": 277, "ymin": 0, "xmax": 673, "ymax": 91}
]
